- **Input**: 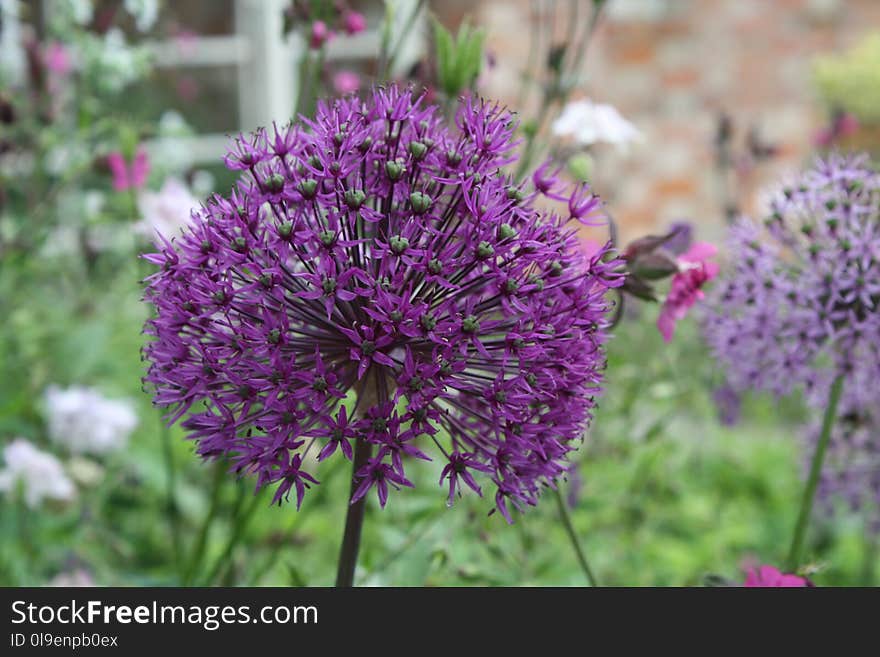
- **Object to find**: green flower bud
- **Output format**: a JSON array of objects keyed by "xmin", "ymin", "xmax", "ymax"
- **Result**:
[{"xmin": 410, "ymin": 192, "xmax": 433, "ymax": 214}]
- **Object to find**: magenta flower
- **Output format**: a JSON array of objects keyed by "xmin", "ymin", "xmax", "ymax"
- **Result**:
[
  {"xmin": 309, "ymin": 20, "xmax": 333, "ymax": 49},
  {"xmin": 44, "ymin": 41, "xmax": 72, "ymax": 76},
  {"xmin": 142, "ymin": 86, "xmax": 623, "ymax": 518},
  {"xmin": 815, "ymin": 111, "xmax": 858, "ymax": 147},
  {"xmin": 744, "ymin": 565, "xmax": 811, "ymax": 587},
  {"xmin": 332, "ymin": 70, "xmax": 361, "ymax": 95},
  {"xmin": 657, "ymin": 241, "xmax": 718, "ymax": 342},
  {"xmin": 341, "ymin": 10, "xmax": 367, "ymax": 35},
  {"xmin": 108, "ymin": 148, "xmax": 150, "ymax": 191}
]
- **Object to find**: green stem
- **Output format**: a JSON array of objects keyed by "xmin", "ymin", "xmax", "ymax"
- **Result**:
[
  {"xmin": 183, "ymin": 461, "xmax": 225, "ymax": 585},
  {"xmin": 15, "ymin": 491, "xmax": 35, "ymax": 574},
  {"xmin": 334, "ymin": 437, "xmax": 373, "ymax": 587},
  {"xmin": 553, "ymin": 486, "xmax": 599, "ymax": 586},
  {"xmin": 785, "ymin": 374, "xmax": 844, "ymax": 571},
  {"xmin": 513, "ymin": 1, "xmax": 605, "ymax": 182},
  {"xmin": 159, "ymin": 419, "xmax": 183, "ymax": 578},
  {"xmin": 200, "ymin": 485, "xmax": 263, "ymax": 585},
  {"xmin": 861, "ymin": 531, "xmax": 878, "ymax": 587}
]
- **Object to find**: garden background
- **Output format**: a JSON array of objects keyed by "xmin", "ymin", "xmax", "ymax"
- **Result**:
[{"xmin": 1, "ymin": 0, "xmax": 878, "ymax": 587}]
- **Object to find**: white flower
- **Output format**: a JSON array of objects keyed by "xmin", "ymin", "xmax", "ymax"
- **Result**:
[
  {"xmin": 157, "ymin": 110, "xmax": 190, "ymax": 136},
  {"xmin": 0, "ymin": 0, "xmax": 26, "ymax": 85},
  {"xmin": 124, "ymin": 0, "xmax": 159, "ymax": 32},
  {"xmin": 44, "ymin": 142, "xmax": 90, "ymax": 176},
  {"xmin": 136, "ymin": 177, "xmax": 198, "ymax": 243},
  {"xmin": 45, "ymin": 386, "xmax": 138, "ymax": 455},
  {"xmin": 80, "ymin": 28, "xmax": 150, "ymax": 94},
  {"xmin": 552, "ymin": 99, "xmax": 642, "ymax": 149},
  {"xmin": 0, "ymin": 439, "xmax": 76, "ymax": 508},
  {"xmin": 152, "ymin": 111, "xmax": 195, "ymax": 172},
  {"xmin": 190, "ymin": 169, "xmax": 215, "ymax": 197},
  {"xmin": 83, "ymin": 190, "xmax": 106, "ymax": 219},
  {"xmin": 61, "ymin": 0, "xmax": 95, "ymax": 25},
  {"xmin": 49, "ymin": 569, "xmax": 95, "ymax": 586}
]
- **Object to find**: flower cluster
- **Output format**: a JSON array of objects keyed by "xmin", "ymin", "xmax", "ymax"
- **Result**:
[
  {"xmin": 0, "ymin": 439, "xmax": 75, "ymax": 508},
  {"xmin": 143, "ymin": 86, "xmax": 623, "ymax": 520},
  {"xmin": 703, "ymin": 154, "xmax": 880, "ymax": 399},
  {"xmin": 44, "ymin": 385, "xmax": 138, "ymax": 455},
  {"xmin": 552, "ymin": 99, "xmax": 641, "ymax": 150}
]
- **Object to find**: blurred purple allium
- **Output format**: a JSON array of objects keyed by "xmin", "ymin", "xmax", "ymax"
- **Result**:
[
  {"xmin": 711, "ymin": 383, "xmax": 741, "ymax": 427},
  {"xmin": 142, "ymin": 86, "xmax": 623, "ymax": 520},
  {"xmin": 703, "ymin": 154, "xmax": 880, "ymax": 399},
  {"xmin": 805, "ymin": 365, "xmax": 880, "ymax": 532}
]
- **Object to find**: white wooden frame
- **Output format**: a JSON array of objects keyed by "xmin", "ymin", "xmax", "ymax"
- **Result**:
[{"xmin": 147, "ymin": 0, "xmax": 426, "ymax": 164}]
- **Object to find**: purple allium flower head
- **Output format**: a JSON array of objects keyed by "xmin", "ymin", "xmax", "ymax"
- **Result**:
[
  {"xmin": 703, "ymin": 154, "xmax": 880, "ymax": 399},
  {"xmin": 142, "ymin": 86, "xmax": 623, "ymax": 520}
]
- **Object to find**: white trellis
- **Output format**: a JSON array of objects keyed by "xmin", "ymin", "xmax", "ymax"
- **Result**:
[{"xmin": 147, "ymin": 0, "xmax": 426, "ymax": 164}]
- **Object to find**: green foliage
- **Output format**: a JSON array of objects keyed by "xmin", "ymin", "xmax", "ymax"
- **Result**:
[
  {"xmin": 0, "ymin": 256, "xmax": 873, "ymax": 585},
  {"xmin": 433, "ymin": 18, "xmax": 486, "ymax": 98}
]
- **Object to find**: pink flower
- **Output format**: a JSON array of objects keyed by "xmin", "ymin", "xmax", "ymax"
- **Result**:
[
  {"xmin": 341, "ymin": 10, "xmax": 367, "ymax": 35},
  {"xmin": 174, "ymin": 29, "xmax": 199, "ymax": 57},
  {"xmin": 332, "ymin": 70, "xmax": 360, "ymax": 95},
  {"xmin": 309, "ymin": 21, "xmax": 334, "ymax": 49},
  {"xmin": 657, "ymin": 241, "xmax": 719, "ymax": 342},
  {"xmin": 744, "ymin": 565, "xmax": 811, "ymax": 587},
  {"xmin": 108, "ymin": 148, "xmax": 150, "ymax": 192},
  {"xmin": 44, "ymin": 42, "xmax": 72, "ymax": 76}
]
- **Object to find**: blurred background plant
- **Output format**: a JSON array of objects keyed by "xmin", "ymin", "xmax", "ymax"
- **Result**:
[
  {"xmin": 812, "ymin": 31, "xmax": 880, "ymax": 155},
  {"xmin": 1, "ymin": 0, "xmax": 878, "ymax": 586}
]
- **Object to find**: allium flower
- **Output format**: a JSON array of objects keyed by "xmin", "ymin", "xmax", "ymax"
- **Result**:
[
  {"xmin": 0, "ymin": 439, "xmax": 75, "ymax": 508},
  {"xmin": 703, "ymin": 154, "xmax": 880, "ymax": 398},
  {"xmin": 341, "ymin": 10, "xmax": 367, "ymax": 35},
  {"xmin": 136, "ymin": 177, "xmax": 199, "ymax": 243},
  {"xmin": 551, "ymin": 99, "xmax": 641, "ymax": 150},
  {"xmin": 657, "ymin": 242, "xmax": 718, "ymax": 342},
  {"xmin": 332, "ymin": 70, "xmax": 361, "ymax": 96},
  {"xmin": 142, "ymin": 86, "xmax": 623, "ymax": 519},
  {"xmin": 108, "ymin": 147, "xmax": 150, "ymax": 191},
  {"xmin": 45, "ymin": 385, "xmax": 138, "ymax": 455},
  {"xmin": 743, "ymin": 565, "xmax": 811, "ymax": 587}
]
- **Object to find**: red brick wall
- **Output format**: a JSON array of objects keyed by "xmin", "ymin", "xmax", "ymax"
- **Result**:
[{"xmin": 436, "ymin": 0, "xmax": 880, "ymax": 243}]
